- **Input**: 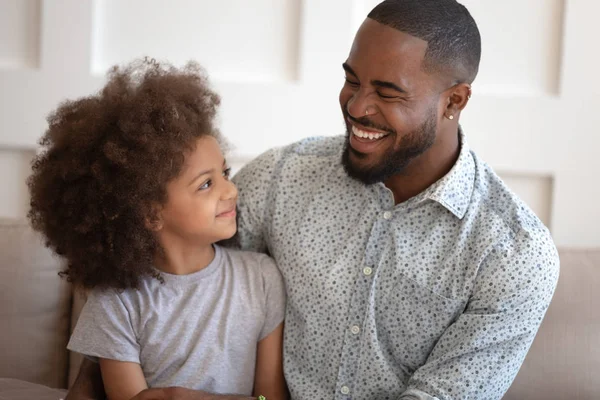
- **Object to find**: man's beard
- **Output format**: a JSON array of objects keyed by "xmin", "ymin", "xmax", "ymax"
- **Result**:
[{"xmin": 342, "ymin": 108, "xmax": 437, "ymax": 185}]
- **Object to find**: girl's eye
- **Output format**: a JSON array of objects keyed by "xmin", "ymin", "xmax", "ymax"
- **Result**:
[
  {"xmin": 198, "ymin": 179, "xmax": 212, "ymax": 190},
  {"xmin": 223, "ymin": 167, "xmax": 232, "ymax": 179}
]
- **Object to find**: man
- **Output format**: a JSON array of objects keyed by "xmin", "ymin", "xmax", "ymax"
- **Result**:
[{"xmin": 67, "ymin": 1, "xmax": 559, "ymax": 399}]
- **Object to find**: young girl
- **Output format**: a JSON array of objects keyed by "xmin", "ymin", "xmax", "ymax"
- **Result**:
[{"xmin": 27, "ymin": 59, "xmax": 286, "ymax": 400}]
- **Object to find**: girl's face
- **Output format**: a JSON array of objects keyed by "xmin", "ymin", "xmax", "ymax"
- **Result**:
[{"xmin": 156, "ymin": 136, "xmax": 238, "ymax": 248}]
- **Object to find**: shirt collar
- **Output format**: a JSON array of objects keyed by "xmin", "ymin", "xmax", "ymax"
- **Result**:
[{"xmin": 425, "ymin": 127, "xmax": 476, "ymax": 219}]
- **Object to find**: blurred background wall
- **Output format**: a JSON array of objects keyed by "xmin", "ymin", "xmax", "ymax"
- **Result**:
[{"xmin": 0, "ymin": 0, "xmax": 598, "ymax": 247}]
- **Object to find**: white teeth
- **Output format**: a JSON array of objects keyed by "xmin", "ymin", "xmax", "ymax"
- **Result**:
[{"xmin": 352, "ymin": 125, "xmax": 387, "ymax": 140}]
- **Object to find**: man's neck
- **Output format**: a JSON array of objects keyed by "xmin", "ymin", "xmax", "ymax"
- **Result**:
[{"xmin": 384, "ymin": 129, "xmax": 460, "ymax": 204}]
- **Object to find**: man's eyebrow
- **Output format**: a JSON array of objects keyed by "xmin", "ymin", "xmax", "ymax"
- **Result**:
[
  {"xmin": 371, "ymin": 80, "xmax": 407, "ymax": 94},
  {"xmin": 343, "ymin": 62, "xmax": 407, "ymax": 94},
  {"xmin": 342, "ymin": 63, "xmax": 357, "ymax": 77}
]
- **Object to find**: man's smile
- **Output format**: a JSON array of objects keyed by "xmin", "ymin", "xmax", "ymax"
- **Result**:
[{"xmin": 348, "ymin": 121, "xmax": 392, "ymax": 154}]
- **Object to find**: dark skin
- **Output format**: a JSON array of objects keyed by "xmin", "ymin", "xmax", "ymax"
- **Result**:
[
  {"xmin": 340, "ymin": 18, "xmax": 471, "ymax": 204},
  {"xmin": 65, "ymin": 18, "xmax": 471, "ymax": 400}
]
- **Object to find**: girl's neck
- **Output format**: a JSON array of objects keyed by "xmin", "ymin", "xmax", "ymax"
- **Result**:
[{"xmin": 154, "ymin": 242, "xmax": 216, "ymax": 276}]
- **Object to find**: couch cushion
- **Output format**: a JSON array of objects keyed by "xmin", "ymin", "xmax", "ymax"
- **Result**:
[
  {"xmin": 0, "ymin": 219, "xmax": 71, "ymax": 389},
  {"xmin": 504, "ymin": 249, "xmax": 600, "ymax": 399},
  {"xmin": 0, "ymin": 378, "xmax": 67, "ymax": 400}
]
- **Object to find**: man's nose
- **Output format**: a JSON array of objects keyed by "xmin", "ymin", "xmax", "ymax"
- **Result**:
[{"xmin": 346, "ymin": 89, "xmax": 374, "ymax": 120}]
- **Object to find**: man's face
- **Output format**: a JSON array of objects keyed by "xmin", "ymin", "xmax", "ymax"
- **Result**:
[{"xmin": 339, "ymin": 18, "xmax": 443, "ymax": 184}]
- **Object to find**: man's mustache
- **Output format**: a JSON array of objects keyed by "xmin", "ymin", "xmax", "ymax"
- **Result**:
[{"xmin": 343, "ymin": 108, "xmax": 395, "ymax": 135}]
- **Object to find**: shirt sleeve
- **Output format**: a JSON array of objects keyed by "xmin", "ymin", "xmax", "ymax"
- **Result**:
[
  {"xmin": 67, "ymin": 289, "xmax": 140, "ymax": 364},
  {"xmin": 229, "ymin": 146, "xmax": 286, "ymax": 253},
  {"xmin": 258, "ymin": 255, "xmax": 287, "ymax": 340},
  {"xmin": 399, "ymin": 228, "xmax": 560, "ymax": 400}
]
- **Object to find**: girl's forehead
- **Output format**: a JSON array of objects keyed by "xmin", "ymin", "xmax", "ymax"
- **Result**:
[{"xmin": 184, "ymin": 136, "xmax": 224, "ymax": 167}]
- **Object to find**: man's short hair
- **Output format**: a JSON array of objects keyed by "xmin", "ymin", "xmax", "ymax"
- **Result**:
[{"xmin": 368, "ymin": 0, "xmax": 481, "ymax": 84}]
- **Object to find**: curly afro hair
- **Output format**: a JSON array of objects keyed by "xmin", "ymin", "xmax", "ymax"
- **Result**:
[{"xmin": 28, "ymin": 58, "xmax": 222, "ymax": 290}]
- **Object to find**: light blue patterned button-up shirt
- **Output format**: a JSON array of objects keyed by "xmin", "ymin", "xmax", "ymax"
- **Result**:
[{"xmin": 231, "ymin": 131, "xmax": 559, "ymax": 400}]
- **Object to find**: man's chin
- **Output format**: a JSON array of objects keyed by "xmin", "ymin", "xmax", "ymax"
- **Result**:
[{"xmin": 342, "ymin": 148, "xmax": 384, "ymax": 185}]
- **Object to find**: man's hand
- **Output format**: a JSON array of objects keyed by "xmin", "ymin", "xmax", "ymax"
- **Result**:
[{"xmin": 130, "ymin": 387, "xmax": 255, "ymax": 400}]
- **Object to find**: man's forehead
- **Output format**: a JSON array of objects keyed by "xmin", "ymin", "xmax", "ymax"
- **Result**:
[
  {"xmin": 346, "ymin": 19, "xmax": 428, "ymax": 83},
  {"xmin": 351, "ymin": 18, "xmax": 428, "ymax": 59}
]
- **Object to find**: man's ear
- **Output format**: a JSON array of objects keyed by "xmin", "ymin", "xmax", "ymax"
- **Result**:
[
  {"xmin": 144, "ymin": 204, "xmax": 163, "ymax": 232},
  {"xmin": 444, "ymin": 83, "xmax": 471, "ymax": 120}
]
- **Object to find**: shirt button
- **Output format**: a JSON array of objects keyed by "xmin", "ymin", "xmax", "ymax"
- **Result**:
[
  {"xmin": 340, "ymin": 386, "xmax": 350, "ymax": 395},
  {"xmin": 383, "ymin": 211, "xmax": 392, "ymax": 220},
  {"xmin": 350, "ymin": 325, "xmax": 360, "ymax": 335},
  {"xmin": 363, "ymin": 267, "xmax": 373, "ymax": 276}
]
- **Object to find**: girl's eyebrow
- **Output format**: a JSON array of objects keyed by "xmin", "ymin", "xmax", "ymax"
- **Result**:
[{"xmin": 188, "ymin": 160, "xmax": 226, "ymax": 186}]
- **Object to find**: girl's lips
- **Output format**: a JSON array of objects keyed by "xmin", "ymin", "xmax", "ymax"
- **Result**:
[{"xmin": 217, "ymin": 209, "xmax": 236, "ymax": 218}]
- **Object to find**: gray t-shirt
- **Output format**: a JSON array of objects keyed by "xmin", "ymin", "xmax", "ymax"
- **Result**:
[{"xmin": 67, "ymin": 245, "xmax": 286, "ymax": 395}]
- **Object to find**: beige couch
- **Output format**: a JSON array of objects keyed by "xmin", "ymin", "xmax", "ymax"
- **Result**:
[
  {"xmin": 0, "ymin": 218, "xmax": 87, "ymax": 399},
  {"xmin": 1, "ymin": 218, "xmax": 599, "ymax": 399}
]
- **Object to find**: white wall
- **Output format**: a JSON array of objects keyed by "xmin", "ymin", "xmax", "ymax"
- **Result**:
[{"xmin": 1, "ymin": 0, "xmax": 598, "ymax": 247}]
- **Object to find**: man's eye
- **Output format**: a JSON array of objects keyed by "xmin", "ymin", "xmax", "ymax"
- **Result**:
[
  {"xmin": 345, "ymin": 77, "xmax": 359, "ymax": 86},
  {"xmin": 223, "ymin": 167, "xmax": 232, "ymax": 179},
  {"xmin": 199, "ymin": 180, "xmax": 212, "ymax": 190},
  {"xmin": 377, "ymin": 92, "xmax": 397, "ymax": 99}
]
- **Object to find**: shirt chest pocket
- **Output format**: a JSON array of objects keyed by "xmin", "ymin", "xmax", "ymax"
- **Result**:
[{"xmin": 374, "ymin": 274, "xmax": 465, "ymax": 371}]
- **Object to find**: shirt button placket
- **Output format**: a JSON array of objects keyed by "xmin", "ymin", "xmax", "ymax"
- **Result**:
[{"xmin": 335, "ymin": 209, "xmax": 382, "ymax": 400}]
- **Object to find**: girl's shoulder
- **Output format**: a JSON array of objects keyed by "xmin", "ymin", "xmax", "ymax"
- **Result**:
[{"xmin": 217, "ymin": 246, "xmax": 281, "ymax": 280}]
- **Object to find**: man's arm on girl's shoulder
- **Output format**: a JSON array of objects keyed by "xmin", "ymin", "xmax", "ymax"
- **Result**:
[{"xmin": 253, "ymin": 322, "xmax": 287, "ymax": 400}]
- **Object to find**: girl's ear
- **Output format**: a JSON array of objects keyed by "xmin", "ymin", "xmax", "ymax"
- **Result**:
[{"xmin": 144, "ymin": 204, "xmax": 163, "ymax": 231}]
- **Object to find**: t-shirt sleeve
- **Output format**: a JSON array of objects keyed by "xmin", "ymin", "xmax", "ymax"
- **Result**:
[
  {"xmin": 258, "ymin": 256, "xmax": 286, "ymax": 340},
  {"xmin": 67, "ymin": 289, "xmax": 140, "ymax": 364}
]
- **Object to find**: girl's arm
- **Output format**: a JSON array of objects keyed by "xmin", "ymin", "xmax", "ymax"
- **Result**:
[
  {"xmin": 99, "ymin": 358, "xmax": 148, "ymax": 400},
  {"xmin": 65, "ymin": 358, "xmax": 106, "ymax": 400},
  {"xmin": 253, "ymin": 322, "xmax": 287, "ymax": 400}
]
